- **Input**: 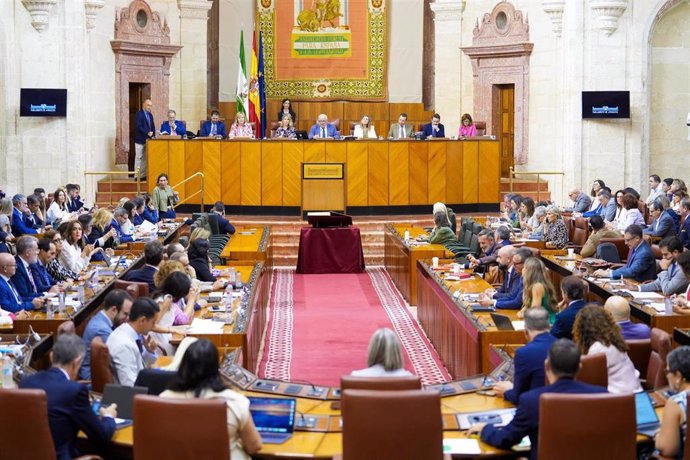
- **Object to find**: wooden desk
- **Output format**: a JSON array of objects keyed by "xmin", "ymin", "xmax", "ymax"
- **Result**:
[
  {"xmin": 416, "ymin": 261, "xmax": 526, "ymax": 378},
  {"xmin": 384, "ymin": 224, "xmax": 451, "ymax": 305},
  {"xmin": 219, "ymin": 225, "xmax": 271, "ymax": 267}
]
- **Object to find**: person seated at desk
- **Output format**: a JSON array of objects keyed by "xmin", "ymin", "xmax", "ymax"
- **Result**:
[
  {"xmin": 603, "ymin": 296, "xmax": 651, "ymax": 340},
  {"xmin": 583, "ymin": 189, "xmax": 617, "ymax": 221},
  {"xmin": 579, "ymin": 215, "xmax": 622, "ymax": 258},
  {"xmin": 353, "ymin": 115, "xmax": 377, "ymax": 139},
  {"xmin": 593, "ymin": 224, "xmax": 657, "ymax": 282},
  {"xmin": 150, "ymin": 271, "xmax": 198, "ymax": 356},
  {"xmin": 211, "ymin": 201, "xmax": 236, "ymax": 234},
  {"xmin": 481, "ymin": 246, "xmax": 517, "ymax": 297},
  {"xmin": 568, "ymin": 187, "xmax": 592, "ymax": 214},
  {"xmin": 273, "ymin": 114, "xmax": 297, "ymax": 139},
  {"xmin": 468, "ymin": 228, "xmax": 504, "ymax": 268},
  {"xmin": 0, "ymin": 252, "xmax": 42, "ymax": 315},
  {"xmin": 528, "ymin": 206, "xmax": 547, "ymax": 239},
  {"xmin": 503, "ymin": 194, "xmax": 521, "ymax": 226},
  {"xmin": 422, "ymin": 113, "xmax": 445, "ymax": 138},
  {"xmin": 493, "ymin": 307, "xmax": 556, "ymax": 404},
  {"xmin": 351, "ymin": 327, "xmax": 413, "ymax": 377},
  {"xmin": 550, "ymin": 276, "xmax": 587, "ymax": 340},
  {"xmin": 161, "ymin": 339, "xmax": 263, "ymax": 460},
  {"xmin": 387, "ymin": 112, "xmax": 414, "ymax": 139},
  {"xmin": 308, "ymin": 114, "xmax": 340, "ymax": 139},
  {"xmin": 24, "ymin": 194, "xmax": 45, "ymax": 230},
  {"xmin": 33, "ymin": 237, "xmax": 59, "ymax": 293},
  {"xmin": 573, "ymin": 305, "xmax": 642, "ymax": 394},
  {"xmin": 519, "ymin": 197, "xmax": 536, "ymax": 230},
  {"xmin": 277, "ymin": 98, "xmax": 296, "ymax": 124},
  {"xmin": 614, "ymin": 193, "xmax": 646, "ymax": 233},
  {"xmin": 228, "ymin": 112, "xmax": 254, "ymax": 139},
  {"xmin": 655, "ymin": 346, "xmax": 690, "ymax": 459},
  {"xmin": 160, "ymin": 109, "xmax": 186, "ymax": 137},
  {"xmin": 458, "ymin": 113, "xmax": 477, "ymax": 138},
  {"xmin": 543, "ymin": 205, "xmax": 569, "ymax": 249},
  {"xmin": 519, "ymin": 258, "xmax": 558, "ymax": 322},
  {"xmin": 200, "ymin": 110, "xmax": 226, "ymax": 139},
  {"xmin": 12, "ymin": 235, "xmax": 60, "ymax": 299},
  {"xmin": 65, "ymin": 184, "xmax": 86, "ymax": 214},
  {"xmin": 109, "ymin": 207, "xmax": 135, "ymax": 245},
  {"xmin": 624, "ymin": 236, "xmax": 688, "ymax": 296},
  {"xmin": 417, "ymin": 211, "xmax": 456, "ymax": 245},
  {"xmin": 19, "ymin": 334, "xmax": 117, "ymax": 460},
  {"xmin": 11, "ymin": 194, "xmax": 38, "ymax": 236},
  {"xmin": 122, "ymin": 240, "xmax": 164, "ymax": 293},
  {"xmin": 469, "ymin": 339, "xmax": 607, "ymax": 460},
  {"xmin": 433, "ymin": 201, "xmax": 456, "ymax": 234},
  {"xmin": 644, "ymin": 198, "xmax": 677, "ymax": 239},
  {"xmin": 480, "ymin": 248, "xmax": 532, "ymax": 310},
  {"xmin": 58, "ymin": 220, "xmax": 95, "ymax": 274}
]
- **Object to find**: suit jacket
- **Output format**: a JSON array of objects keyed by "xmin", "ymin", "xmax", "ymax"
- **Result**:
[
  {"xmin": 66, "ymin": 197, "xmax": 84, "ymax": 213},
  {"xmin": 422, "ymin": 122, "xmax": 445, "ymax": 138},
  {"xmin": 639, "ymin": 261, "xmax": 689, "ymax": 295},
  {"xmin": 481, "ymin": 378, "xmax": 607, "ymax": 460},
  {"xmin": 215, "ymin": 214, "xmax": 236, "ymax": 234},
  {"xmin": 11, "ymin": 207, "xmax": 37, "ymax": 236},
  {"xmin": 611, "ymin": 240, "xmax": 656, "ymax": 282},
  {"xmin": 79, "ymin": 311, "xmax": 114, "ymax": 380},
  {"xmin": 11, "ymin": 256, "xmax": 42, "ymax": 299},
  {"xmin": 619, "ymin": 320, "xmax": 651, "ymax": 340},
  {"xmin": 141, "ymin": 207, "xmax": 159, "ymax": 224},
  {"xmin": 494, "ymin": 267, "xmax": 520, "ymax": 299},
  {"xmin": 189, "ymin": 256, "xmax": 216, "ymax": 282},
  {"xmin": 122, "ymin": 265, "xmax": 157, "ymax": 293},
  {"xmin": 199, "ymin": 120, "xmax": 227, "ymax": 138},
  {"xmin": 19, "ymin": 367, "xmax": 116, "ymax": 460},
  {"xmin": 87, "ymin": 226, "xmax": 114, "ymax": 249},
  {"xmin": 0, "ymin": 275, "xmax": 36, "ymax": 312},
  {"xmin": 572, "ymin": 192, "xmax": 592, "ymax": 213},
  {"xmin": 495, "ymin": 275, "xmax": 524, "ymax": 310},
  {"xmin": 23, "ymin": 211, "xmax": 43, "ymax": 230},
  {"xmin": 159, "ymin": 120, "xmax": 186, "ymax": 136},
  {"xmin": 387, "ymin": 123, "xmax": 414, "ymax": 139},
  {"xmin": 134, "ymin": 109, "xmax": 155, "ymax": 145},
  {"xmin": 643, "ymin": 211, "xmax": 676, "ymax": 238},
  {"xmin": 308, "ymin": 123, "xmax": 340, "ymax": 139},
  {"xmin": 109, "ymin": 219, "xmax": 134, "ymax": 243},
  {"xmin": 503, "ymin": 332, "xmax": 557, "ymax": 405},
  {"xmin": 681, "ymin": 217, "xmax": 690, "ymax": 250},
  {"xmin": 31, "ymin": 261, "xmax": 55, "ymax": 293},
  {"xmin": 603, "ymin": 200, "xmax": 618, "ymax": 222},
  {"xmin": 551, "ymin": 299, "xmax": 586, "ymax": 340}
]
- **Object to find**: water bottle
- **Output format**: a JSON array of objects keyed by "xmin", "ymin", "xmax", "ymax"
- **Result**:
[
  {"xmin": 2, "ymin": 354, "xmax": 13, "ymax": 389},
  {"xmin": 224, "ymin": 283, "xmax": 233, "ymax": 305},
  {"xmin": 58, "ymin": 291, "xmax": 66, "ymax": 313},
  {"xmin": 404, "ymin": 230, "xmax": 410, "ymax": 243},
  {"xmin": 234, "ymin": 271, "xmax": 243, "ymax": 290},
  {"xmin": 91, "ymin": 269, "xmax": 99, "ymax": 289},
  {"xmin": 46, "ymin": 299, "xmax": 55, "ymax": 319},
  {"xmin": 665, "ymin": 297, "xmax": 673, "ymax": 315},
  {"xmin": 77, "ymin": 285, "xmax": 85, "ymax": 305},
  {"xmin": 228, "ymin": 268, "xmax": 236, "ymax": 286}
]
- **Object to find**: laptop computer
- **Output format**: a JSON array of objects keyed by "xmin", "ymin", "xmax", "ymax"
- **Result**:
[
  {"xmin": 101, "ymin": 383, "xmax": 148, "ymax": 421},
  {"xmin": 635, "ymin": 391, "xmax": 660, "ymax": 437},
  {"xmin": 248, "ymin": 396, "xmax": 297, "ymax": 444},
  {"xmin": 490, "ymin": 313, "xmax": 515, "ymax": 331}
]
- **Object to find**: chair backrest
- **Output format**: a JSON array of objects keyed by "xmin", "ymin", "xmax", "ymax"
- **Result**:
[
  {"xmin": 638, "ymin": 200, "xmax": 650, "ymax": 224},
  {"xmin": 565, "ymin": 217, "xmax": 575, "ymax": 244},
  {"xmin": 471, "ymin": 222, "xmax": 483, "ymax": 235},
  {"xmin": 341, "ymin": 389, "xmax": 443, "ymax": 460},
  {"xmin": 596, "ymin": 242, "xmax": 621, "ymax": 263},
  {"xmin": 474, "ymin": 121, "xmax": 486, "ymax": 136},
  {"xmin": 113, "ymin": 280, "xmax": 149, "ymax": 299},
  {"xmin": 576, "ymin": 353, "xmax": 608, "ymax": 388},
  {"xmin": 467, "ymin": 234, "xmax": 480, "ymax": 257},
  {"xmin": 0, "ymin": 388, "xmax": 57, "ymax": 460},
  {"xmin": 90, "ymin": 336, "xmax": 115, "ymax": 393},
  {"xmin": 571, "ymin": 217, "xmax": 589, "ymax": 246},
  {"xmin": 340, "ymin": 375, "xmax": 422, "ymax": 392},
  {"xmin": 134, "ymin": 369, "xmax": 177, "ymax": 395},
  {"xmin": 599, "ymin": 238, "xmax": 628, "ymax": 262},
  {"xmin": 626, "ymin": 339, "xmax": 651, "ymax": 387},
  {"xmin": 647, "ymin": 327, "xmax": 671, "ymax": 389},
  {"xmin": 330, "ymin": 118, "xmax": 340, "ymax": 131},
  {"xmin": 205, "ymin": 213, "xmax": 221, "ymax": 235},
  {"xmin": 133, "ymin": 395, "xmax": 229, "ymax": 460},
  {"xmin": 538, "ymin": 392, "xmax": 636, "ymax": 460}
]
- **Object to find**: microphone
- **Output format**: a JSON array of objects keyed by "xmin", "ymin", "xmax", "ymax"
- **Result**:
[
  {"xmin": 273, "ymin": 377, "xmax": 328, "ymax": 397},
  {"xmin": 294, "ymin": 410, "xmax": 317, "ymax": 429}
]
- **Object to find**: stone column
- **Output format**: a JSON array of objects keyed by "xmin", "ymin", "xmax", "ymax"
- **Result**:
[
  {"xmin": 177, "ymin": 0, "xmax": 212, "ymax": 125},
  {"xmin": 429, "ymin": 0, "xmax": 465, "ymax": 131}
]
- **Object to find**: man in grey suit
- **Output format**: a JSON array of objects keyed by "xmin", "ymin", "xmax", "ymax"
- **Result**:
[
  {"xmin": 387, "ymin": 112, "xmax": 414, "ymax": 139},
  {"xmin": 568, "ymin": 187, "xmax": 592, "ymax": 213},
  {"xmin": 625, "ymin": 236, "xmax": 689, "ymax": 296}
]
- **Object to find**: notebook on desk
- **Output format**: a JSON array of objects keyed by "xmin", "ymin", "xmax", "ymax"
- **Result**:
[
  {"xmin": 248, "ymin": 396, "xmax": 296, "ymax": 444},
  {"xmin": 635, "ymin": 391, "xmax": 660, "ymax": 437}
]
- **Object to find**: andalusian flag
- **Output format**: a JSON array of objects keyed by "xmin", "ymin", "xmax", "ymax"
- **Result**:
[
  {"xmin": 248, "ymin": 31, "xmax": 261, "ymax": 137},
  {"xmin": 236, "ymin": 30, "xmax": 248, "ymax": 116}
]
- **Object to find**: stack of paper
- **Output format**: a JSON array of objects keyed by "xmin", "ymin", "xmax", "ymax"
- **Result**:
[{"xmin": 187, "ymin": 318, "xmax": 225, "ymax": 334}]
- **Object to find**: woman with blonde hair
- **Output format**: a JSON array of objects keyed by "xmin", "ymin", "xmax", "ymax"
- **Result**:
[
  {"xmin": 228, "ymin": 112, "xmax": 254, "ymax": 139},
  {"xmin": 273, "ymin": 114, "xmax": 296, "ymax": 139},
  {"xmin": 351, "ymin": 328, "xmax": 413, "ymax": 377},
  {"xmin": 88, "ymin": 208, "xmax": 117, "ymax": 249},
  {"xmin": 519, "ymin": 258, "xmax": 558, "ymax": 323},
  {"xmin": 153, "ymin": 260, "xmax": 186, "ymax": 289},
  {"xmin": 432, "ymin": 202, "xmax": 456, "ymax": 234},
  {"xmin": 0, "ymin": 198, "xmax": 15, "ymax": 253},
  {"xmin": 189, "ymin": 227, "xmax": 212, "ymax": 245}
]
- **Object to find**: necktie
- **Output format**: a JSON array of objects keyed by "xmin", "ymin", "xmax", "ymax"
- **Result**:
[
  {"xmin": 399, "ymin": 126, "xmax": 404, "ymax": 138},
  {"xmin": 210, "ymin": 123, "xmax": 216, "ymax": 136},
  {"xmin": 136, "ymin": 337, "xmax": 144, "ymax": 354},
  {"xmin": 6, "ymin": 279, "xmax": 21, "ymax": 303},
  {"xmin": 38, "ymin": 264, "xmax": 50, "ymax": 287},
  {"xmin": 321, "ymin": 127, "xmax": 326, "ymax": 138},
  {"xmin": 505, "ymin": 270, "xmax": 512, "ymax": 290},
  {"xmin": 25, "ymin": 265, "xmax": 37, "ymax": 292},
  {"xmin": 146, "ymin": 112, "xmax": 152, "ymax": 131},
  {"xmin": 669, "ymin": 263, "xmax": 676, "ymax": 279}
]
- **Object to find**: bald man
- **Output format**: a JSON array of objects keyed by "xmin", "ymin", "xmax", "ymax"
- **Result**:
[
  {"xmin": 604, "ymin": 295, "xmax": 651, "ymax": 340},
  {"xmin": 134, "ymin": 98, "xmax": 155, "ymax": 180},
  {"xmin": 0, "ymin": 252, "xmax": 42, "ymax": 316},
  {"xmin": 308, "ymin": 114, "xmax": 340, "ymax": 139},
  {"xmin": 568, "ymin": 187, "xmax": 592, "ymax": 213},
  {"xmin": 481, "ymin": 246, "xmax": 518, "ymax": 301}
]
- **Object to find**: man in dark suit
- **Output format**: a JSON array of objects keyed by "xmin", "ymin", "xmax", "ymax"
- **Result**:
[
  {"xmin": 33, "ymin": 237, "xmax": 58, "ymax": 292},
  {"xmin": 421, "ymin": 113, "xmax": 445, "ymax": 138},
  {"xmin": 212, "ymin": 201, "xmax": 236, "ymax": 235},
  {"xmin": 679, "ymin": 197, "xmax": 690, "ymax": 250},
  {"xmin": 121, "ymin": 240, "xmax": 163, "ymax": 293},
  {"xmin": 308, "ymin": 114, "xmax": 340, "ymax": 139},
  {"xmin": 550, "ymin": 276, "xmax": 588, "ymax": 340},
  {"xmin": 469, "ymin": 339, "xmax": 607, "ymax": 460},
  {"xmin": 65, "ymin": 184, "xmax": 85, "ymax": 213},
  {"xmin": 11, "ymin": 194, "xmax": 37, "ymax": 237},
  {"xmin": 199, "ymin": 110, "xmax": 227, "ymax": 138},
  {"xmin": 593, "ymin": 224, "xmax": 656, "ymax": 282},
  {"xmin": 0, "ymin": 252, "xmax": 43, "ymax": 313},
  {"xmin": 484, "ymin": 245, "xmax": 517, "ymax": 299},
  {"xmin": 494, "ymin": 248, "xmax": 533, "ymax": 310},
  {"xmin": 643, "ymin": 199, "xmax": 676, "ymax": 239},
  {"xmin": 494, "ymin": 307, "xmax": 556, "ymax": 404},
  {"xmin": 134, "ymin": 99, "xmax": 155, "ymax": 180},
  {"xmin": 159, "ymin": 109, "xmax": 186, "ymax": 136},
  {"xmin": 24, "ymin": 194, "xmax": 45, "ymax": 230},
  {"xmin": 12, "ymin": 235, "xmax": 58, "ymax": 299},
  {"xmin": 19, "ymin": 333, "xmax": 117, "ymax": 460}
]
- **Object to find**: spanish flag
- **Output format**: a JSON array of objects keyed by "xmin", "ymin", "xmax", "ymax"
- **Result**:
[{"xmin": 248, "ymin": 31, "xmax": 261, "ymax": 138}]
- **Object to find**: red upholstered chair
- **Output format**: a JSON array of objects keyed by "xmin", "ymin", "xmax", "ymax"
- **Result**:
[
  {"xmin": 113, "ymin": 280, "xmax": 148, "ymax": 299},
  {"xmin": 90, "ymin": 336, "xmax": 114, "ymax": 394},
  {"xmin": 537, "ymin": 393, "xmax": 636, "ymax": 460},
  {"xmin": 474, "ymin": 121, "xmax": 487, "ymax": 136},
  {"xmin": 133, "ymin": 395, "xmax": 229, "ymax": 460},
  {"xmin": 569, "ymin": 217, "xmax": 590, "ymax": 249},
  {"xmin": 626, "ymin": 339, "xmax": 651, "ymax": 387},
  {"xmin": 341, "ymin": 389, "xmax": 445, "ymax": 460},
  {"xmin": 340, "ymin": 375, "xmax": 422, "ymax": 392},
  {"xmin": 646, "ymin": 327, "xmax": 671, "ymax": 390},
  {"xmin": 576, "ymin": 353, "xmax": 608, "ymax": 388},
  {"xmin": 330, "ymin": 118, "xmax": 340, "ymax": 132}
]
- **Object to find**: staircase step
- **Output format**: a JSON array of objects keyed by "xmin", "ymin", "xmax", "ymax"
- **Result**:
[
  {"xmin": 500, "ymin": 178, "xmax": 549, "ymax": 193},
  {"xmin": 97, "ymin": 180, "xmax": 149, "ymax": 193}
]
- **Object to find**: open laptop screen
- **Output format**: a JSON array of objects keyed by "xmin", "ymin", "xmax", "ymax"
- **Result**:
[{"xmin": 248, "ymin": 397, "xmax": 296, "ymax": 434}]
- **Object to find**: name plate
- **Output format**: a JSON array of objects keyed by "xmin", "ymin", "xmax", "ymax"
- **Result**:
[{"xmin": 302, "ymin": 163, "xmax": 344, "ymax": 180}]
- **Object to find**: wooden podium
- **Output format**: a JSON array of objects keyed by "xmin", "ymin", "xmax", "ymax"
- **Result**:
[{"xmin": 301, "ymin": 162, "xmax": 346, "ymax": 214}]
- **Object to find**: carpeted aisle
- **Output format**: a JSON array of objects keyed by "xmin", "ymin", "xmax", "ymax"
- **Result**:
[{"xmin": 258, "ymin": 267, "xmax": 451, "ymax": 387}]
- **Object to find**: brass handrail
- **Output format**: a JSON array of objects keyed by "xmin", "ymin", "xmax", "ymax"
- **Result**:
[
  {"xmin": 84, "ymin": 168, "xmax": 141, "ymax": 207},
  {"xmin": 509, "ymin": 167, "xmax": 564, "ymax": 203},
  {"xmin": 170, "ymin": 172, "xmax": 204, "ymax": 212}
]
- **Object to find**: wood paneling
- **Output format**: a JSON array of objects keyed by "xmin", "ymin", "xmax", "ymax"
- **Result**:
[
  {"xmin": 409, "ymin": 143, "xmax": 429, "ymax": 205},
  {"xmin": 325, "ymin": 142, "xmax": 347, "ymax": 163},
  {"xmin": 184, "ymin": 142, "xmax": 203, "ymax": 199},
  {"xmin": 479, "ymin": 141, "xmax": 501, "ymax": 203},
  {"xmin": 368, "ymin": 142, "xmax": 389, "ymax": 206},
  {"xmin": 240, "ymin": 142, "xmax": 262, "ymax": 206},
  {"xmin": 446, "ymin": 142, "xmax": 463, "ymax": 204},
  {"xmin": 303, "ymin": 142, "xmax": 326, "ymax": 163},
  {"xmin": 428, "ymin": 142, "xmax": 447, "ymax": 204},
  {"xmin": 282, "ymin": 143, "xmax": 302, "ymax": 206},
  {"xmin": 346, "ymin": 143, "xmax": 368, "ymax": 206},
  {"xmin": 221, "ymin": 143, "xmax": 241, "ymax": 205},
  {"xmin": 261, "ymin": 142, "xmax": 282, "ymax": 206},
  {"xmin": 147, "ymin": 141, "xmax": 168, "ymax": 195},
  {"xmin": 202, "ymin": 142, "xmax": 221, "ymax": 204},
  {"xmin": 167, "ymin": 141, "xmax": 185, "ymax": 201},
  {"xmin": 462, "ymin": 142, "xmax": 479, "ymax": 203},
  {"xmin": 388, "ymin": 142, "xmax": 409, "ymax": 205}
]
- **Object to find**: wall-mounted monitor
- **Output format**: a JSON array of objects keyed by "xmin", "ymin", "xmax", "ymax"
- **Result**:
[
  {"xmin": 582, "ymin": 91, "xmax": 630, "ymax": 119},
  {"xmin": 20, "ymin": 88, "xmax": 67, "ymax": 117}
]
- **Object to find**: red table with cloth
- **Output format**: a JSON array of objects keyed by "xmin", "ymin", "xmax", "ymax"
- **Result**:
[{"xmin": 295, "ymin": 227, "xmax": 366, "ymax": 274}]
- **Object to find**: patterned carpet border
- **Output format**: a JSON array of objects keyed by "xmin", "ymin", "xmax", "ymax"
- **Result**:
[
  {"xmin": 260, "ymin": 268, "xmax": 293, "ymax": 380},
  {"xmin": 367, "ymin": 267, "xmax": 451, "ymax": 385}
]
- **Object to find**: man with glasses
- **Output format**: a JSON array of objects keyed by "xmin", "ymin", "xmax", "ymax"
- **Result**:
[
  {"xmin": 308, "ymin": 113, "xmax": 340, "ymax": 139},
  {"xmin": 159, "ymin": 109, "xmax": 186, "ymax": 137},
  {"xmin": 624, "ymin": 236, "xmax": 688, "ymax": 296},
  {"xmin": 643, "ymin": 198, "xmax": 676, "ymax": 239},
  {"xmin": 567, "ymin": 187, "xmax": 592, "ymax": 213},
  {"xmin": 80, "ymin": 289, "xmax": 133, "ymax": 380},
  {"xmin": 11, "ymin": 194, "xmax": 38, "ymax": 237},
  {"xmin": 0, "ymin": 252, "xmax": 43, "ymax": 314},
  {"xmin": 593, "ymin": 224, "xmax": 656, "ymax": 282},
  {"xmin": 11, "ymin": 235, "xmax": 59, "ymax": 299}
]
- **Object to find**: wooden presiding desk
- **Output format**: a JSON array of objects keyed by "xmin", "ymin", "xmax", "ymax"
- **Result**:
[
  {"xmin": 384, "ymin": 224, "xmax": 452, "ymax": 305},
  {"xmin": 147, "ymin": 138, "xmax": 500, "ymax": 211},
  {"xmin": 219, "ymin": 225, "xmax": 272, "ymax": 267}
]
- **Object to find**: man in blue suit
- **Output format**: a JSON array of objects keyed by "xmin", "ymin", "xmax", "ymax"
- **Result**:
[
  {"xmin": 110, "ymin": 208, "xmax": 135, "ymax": 244},
  {"xmin": 65, "ymin": 184, "xmax": 85, "ymax": 213},
  {"xmin": 160, "ymin": 109, "xmax": 186, "ymax": 137},
  {"xmin": 0, "ymin": 252, "xmax": 43, "ymax": 313},
  {"xmin": 12, "ymin": 236, "xmax": 58, "ymax": 300},
  {"xmin": 20, "ymin": 334, "xmax": 117, "ymax": 460},
  {"xmin": 134, "ymin": 99, "xmax": 155, "ymax": 180},
  {"xmin": 488, "ymin": 248, "xmax": 533, "ymax": 310},
  {"xmin": 308, "ymin": 114, "xmax": 340, "ymax": 139},
  {"xmin": 121, "ymin": 240, "xmax": 163, "ymax": 293},
  {"xmin": 199, "ymin": 110, "xmax": 226, "ymax": 138},
  {"xmin": 80, "ymin": 289, "xmax": 133, "ymax": 380},
  {"xmin": 643, "ymin": 199, "xmax": 676, "ymax": 239},
  {"xmin": 486, "ymin": 246, "xmax": 518, "ymax": 299},
  {"xmin": 11, "ymin": 194, "xmax": 37, "ymax": 237},
  {"xmin": 470, "ymin": 339, "xmax": 607, "ymax": 460},
  {"xmin": 594, "ymin": 224, "xmax": 656, "ymax": 282},
  {"xmin": 33, "ymin": 238, "xmax": 58, "ymax": 292},
  {"xmin": 212, "ymin": 201, "xmax": 236, "ymax": 235},
  {"xmin": 421, "ymin": 113, "xmax": 445, "ymax": 138},
  {"xmin": 494, "ymin": 307, "xmax": 556, "ymax": 404},
  {"xmin": 24, "ymin": 194, "xmax": 45, "ymax": 230},
  {"xmin": 551, "ymin": 276, "xmax": 587, "ymax": 340}
]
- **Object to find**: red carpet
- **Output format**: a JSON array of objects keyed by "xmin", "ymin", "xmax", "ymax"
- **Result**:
[{"xmin": 258, "ymin": 267, "xmax": 450, "ymax": 387}]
